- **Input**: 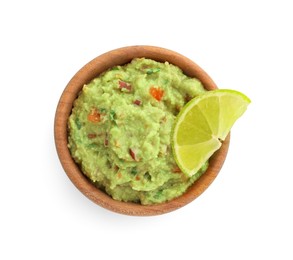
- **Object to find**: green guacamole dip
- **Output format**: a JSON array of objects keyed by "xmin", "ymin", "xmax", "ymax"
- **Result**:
[{"xmin": 68, "ymin": 58, "xmax": 208, "ymax": 205}]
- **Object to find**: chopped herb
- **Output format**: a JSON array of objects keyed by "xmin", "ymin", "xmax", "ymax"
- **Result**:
[
  {"xmin": 146, "ymin": 68, "xmax": 160, "ymax": 75},
  {"xmin": 111, "ymin": 66, "xmax": 120, "ymax": 71},
  {"xmin": 131, "ymin": 167, "xmax": 138, "ymax": 175},
  {"xmin": 155, "ymin": 190, "xmax": 163, "ymax": 199},
  {"xmin": 99, "ymin": 108, "xmax": 107, "ymax": 113},
  {"xmin": 106, "ymin": 160, "xmax": 112, "ymax": 168},
  {"xmin": 109, "ymin": 110, "xmax": 116, "ymax": 123},
  {"xmin": 87, "ymin": 143, "xmax": 98, "ymax": 149},
  {"xmin": 144, "ymin": 172, "xmax": 152, "ymax": 181},
  {"xmin": 75, "ymin": 117, "xmax": 82, "ymax": 130}
]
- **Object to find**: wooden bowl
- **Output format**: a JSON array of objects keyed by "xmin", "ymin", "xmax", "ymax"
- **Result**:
[{"xmin": 54, "ymin": 46, "xmax": 230, "ymax": 216}]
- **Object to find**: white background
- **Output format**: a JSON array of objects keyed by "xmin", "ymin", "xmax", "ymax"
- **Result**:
[{"xmin": 1, "ymin": 0, "xmax": 292, "ymax": 259}]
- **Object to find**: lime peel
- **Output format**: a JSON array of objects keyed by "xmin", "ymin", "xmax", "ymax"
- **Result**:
[{"xmin": 172, "ymin": 89, "xmax": 250, "ymax": 177}]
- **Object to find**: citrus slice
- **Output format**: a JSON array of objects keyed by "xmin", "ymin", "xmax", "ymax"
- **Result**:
[{"xmin": 172, "ymin": 89, "xmax": 251, "ymax": 177}]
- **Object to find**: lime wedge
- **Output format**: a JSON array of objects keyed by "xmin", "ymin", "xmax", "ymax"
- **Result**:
[{"xmin": 172, "ymin": 89, "xmax": 251, "ymax": 177}]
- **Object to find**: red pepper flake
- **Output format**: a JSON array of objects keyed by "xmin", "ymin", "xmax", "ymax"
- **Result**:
[
  {"xmin": 133, "ymin": 99, "xmax": 142, "ymax": 106},
  {"xmin": 172, "ymin": 166, "xmax": 182, "ymax": 174},
  {"xmin": 135, "ymin": 175, "xmax": 141, "ymax": 181},
  {"xmin": 87, "ymin": 133, "xmax": 97, "ymax": 139},
  {"xmin": 129, "ymin": 148, "xmax": 137, "ymax": 161},
  {"xmin": 87, "ymin": 108, "xmax": 101, "ymax": 123},
  {"xmin": 119, "ymin": 81, "xmax": 131, "ymax": 91},
  {"xmin": 149, "ymin": 86, "xmax": 164, "ymax": 101},
  {"xmin": 117, "ymin": 172, "xmax": 122, "ymax": 178}
]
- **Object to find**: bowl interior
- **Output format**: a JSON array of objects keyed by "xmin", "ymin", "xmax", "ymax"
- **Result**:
[{"xmin": 54, "ymin": 46, "xmax": 230, "ymax": 216}]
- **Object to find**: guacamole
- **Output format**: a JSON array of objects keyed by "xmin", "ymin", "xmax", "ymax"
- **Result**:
[{"xmin": 68, "ymin": 58, "xmax": 208, "ymax": 205}]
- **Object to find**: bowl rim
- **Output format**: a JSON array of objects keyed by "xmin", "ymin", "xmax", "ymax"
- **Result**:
[{"xmin": 54, "ymin": 45, "xmax": 230, "ymax": 216}]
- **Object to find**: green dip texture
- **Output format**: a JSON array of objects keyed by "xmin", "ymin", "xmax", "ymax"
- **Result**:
[{"xmin": 68, "ymin": 58, "xmax": 208, "ymax": 205}]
